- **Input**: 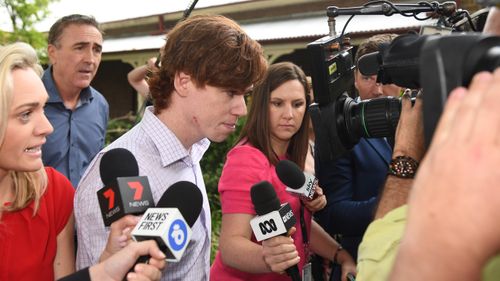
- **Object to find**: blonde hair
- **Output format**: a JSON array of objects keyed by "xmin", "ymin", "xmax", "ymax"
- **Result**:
[{"xmin": 0, "ymin": 42, "xmax": 47, "ymax": 215}]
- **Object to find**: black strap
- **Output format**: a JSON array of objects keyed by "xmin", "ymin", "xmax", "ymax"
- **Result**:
[{"xmin": 300, "ymin": 203, "xmax": 308, "ymax": 244}]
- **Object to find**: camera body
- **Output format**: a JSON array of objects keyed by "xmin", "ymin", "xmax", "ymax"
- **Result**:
[{"xmin": 308, "ymin": 34, "xmax": 403, "ymax": 162}]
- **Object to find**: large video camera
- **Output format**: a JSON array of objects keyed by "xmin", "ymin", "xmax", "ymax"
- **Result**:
[{"xmin": 308, "ymin": 1, "xmax": 500, "ymax": 162}]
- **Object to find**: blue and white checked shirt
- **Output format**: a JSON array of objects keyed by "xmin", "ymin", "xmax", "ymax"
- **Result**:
[{"xmin": 74, "ymin": 107, "xmax": 211, "ymax": 281}]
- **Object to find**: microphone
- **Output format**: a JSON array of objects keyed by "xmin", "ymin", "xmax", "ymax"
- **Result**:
[
  {"xmin": 275, "ymin": 159, "xmax": 317, "ymax": 200},
  {"xmin": 249, "ymin": 181, "xmax": 300, "ymax": 281},
  {"xmin": 131, "ymin": 181, "xmax": 203, "ymax": 262},
  {"xmin": 97, "ymin": 148, "xmax": 155, "ymax": 226}
]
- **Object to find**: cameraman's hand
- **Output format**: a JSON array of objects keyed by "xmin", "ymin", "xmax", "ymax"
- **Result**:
[{"xmin": 393, "ymin": 90, "xmax": 425, "ymax": 161}]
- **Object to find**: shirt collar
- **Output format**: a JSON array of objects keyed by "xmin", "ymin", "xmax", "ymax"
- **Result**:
[{"xmin": 141, "ymin": 107, "xmax": 210, "ymax": 167}]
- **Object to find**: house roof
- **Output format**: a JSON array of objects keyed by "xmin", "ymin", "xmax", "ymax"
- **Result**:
[{"xmin": 102, "ymin": 13, "xmax": 437, "ymax": 53}]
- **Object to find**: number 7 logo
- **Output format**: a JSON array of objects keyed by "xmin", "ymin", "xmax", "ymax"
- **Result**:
[{"xmin": 127, "ymin": 181, "xmax": 144, "ymax": 200}]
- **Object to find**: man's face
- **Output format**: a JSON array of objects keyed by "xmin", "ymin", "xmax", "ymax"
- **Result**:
[
  {"xmin": 48, "ymin": 23, "xmax": 103, "ymax": 92},
  {"xmin": 186, "ymin": 80, "xmax": 249, "ymax": 143},
  {"xmin": 355, "ymin": 70, "xmax": 401, "ymax": 100}
]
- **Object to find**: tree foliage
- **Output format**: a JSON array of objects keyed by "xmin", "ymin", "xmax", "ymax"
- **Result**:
[{"xmin": 0, "ymin": 0, "xmax": 57, "ymax": 62}]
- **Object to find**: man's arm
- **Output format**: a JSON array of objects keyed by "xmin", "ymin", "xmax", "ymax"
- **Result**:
[
  {"xmin": 389, "ymin": 69, "xmax": 500, "ymax": 280},
  {"xmin": 374, "ymin": 91, "xmax": 424, "ymax": 219},
  {"xmin": 127, "ymin": 57, "xmax": 157, "ymax": 99}
]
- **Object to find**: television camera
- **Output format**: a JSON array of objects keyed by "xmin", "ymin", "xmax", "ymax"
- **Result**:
[{"xmin": 308, "ymin": 1, "xmax": 500, "ymax": 162}]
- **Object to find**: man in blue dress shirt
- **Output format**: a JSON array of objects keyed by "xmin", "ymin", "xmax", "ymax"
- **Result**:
[{"xmin": 42, "ymin": 14, "xmax": 109, "ymax": 188}]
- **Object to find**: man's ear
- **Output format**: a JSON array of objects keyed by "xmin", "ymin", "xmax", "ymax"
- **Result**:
[
  {"xmin": 47, "ymin": 44, "xmax": 57, "ymax": 65},
  {"xmin": 174, "ymin": 71, "xmax": 191, "ymax": 97}
]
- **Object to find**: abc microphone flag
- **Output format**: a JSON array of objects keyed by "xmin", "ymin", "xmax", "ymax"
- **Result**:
[
  {"xmin": 96, "ymin": 148, "xmax": 154, "ymax": 226},
  {"xmin": 249, "ymin": 181, "xmax": 296, "ymax": 241},
  {"xmin": 132, "ymin": 181, "xmax": 203, "ymax": 262}
]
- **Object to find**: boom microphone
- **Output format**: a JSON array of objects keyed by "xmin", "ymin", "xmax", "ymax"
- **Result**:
[
  {"xmin": 250, "ymin": 181, "xmax": 300, "ymax": 281},
  {"xmin": 97, "ymin": 148, "xmax": 154, "ymax": 226},
  {"xmin": 132, "ymin": 181, "xmax": 203, "ymax": 262},
  {"xmin": 276, "ymin": 159, "xmax": 317, "ymax": 200}
]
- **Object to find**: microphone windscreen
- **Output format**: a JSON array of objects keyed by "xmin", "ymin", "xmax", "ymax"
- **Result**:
[
  {"xmin": 99, "ymin": 148, "xmax": 139, "ymax": 186},
  {"xmin": 250, "ymin": 181, "xmax": 281, "ymax": 216},
  {"xmin": 156, "ymin": 181, "xmax": 203, "ymax": 227},
  {"xmin": 275, "ymin": 160, "xmax": 305, "ymax": 190}
]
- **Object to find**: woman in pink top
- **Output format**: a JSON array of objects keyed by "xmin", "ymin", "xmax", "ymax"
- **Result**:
[{"xmin": 210, "ymin": 62, "xmax": 356, "ymax": 281}]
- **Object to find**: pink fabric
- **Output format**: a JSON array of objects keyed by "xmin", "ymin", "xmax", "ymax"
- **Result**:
[{"xmin": 210, "ymin": 144, "xmax": 312, "ymax": 281}]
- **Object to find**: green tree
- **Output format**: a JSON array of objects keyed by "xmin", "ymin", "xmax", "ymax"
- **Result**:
[{"xmin": 0, "ymin": 0, "xmax": 57, "ymax": 62}]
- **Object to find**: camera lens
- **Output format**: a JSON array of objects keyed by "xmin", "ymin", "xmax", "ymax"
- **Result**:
[{"xmin": 339, "ymin": 96, "xmax": 411, "ymax": 145}]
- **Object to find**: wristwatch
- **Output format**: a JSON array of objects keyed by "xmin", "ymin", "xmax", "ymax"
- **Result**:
[{"xmin": 388, "ymin": 155, "xmax": 419, "ymax": 178}]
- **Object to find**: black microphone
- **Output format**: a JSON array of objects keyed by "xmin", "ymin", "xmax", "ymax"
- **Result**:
[
  {"xmin": 97, "ymin": 148, "xmax": 155, "ymax": 226},
  {"xmin": 250, "ymin": 181, "xmax": 301, "ymax": 281},
  {"xmin": 132, "ymin": 181, "xmax": 203, "ymax": 262},
  {"xmin": 276, "ymin": 159, "xmax": 318, "ymax": 200}
]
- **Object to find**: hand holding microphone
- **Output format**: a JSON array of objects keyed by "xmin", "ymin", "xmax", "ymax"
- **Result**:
[
  {"xmin": 100, "ymin": 215, "xmax": 141, "ymax": 263},
  {"xmin": 276, "ymin": 160, "xmax": 326, "ymax": 212},
  {"xmin": 250, "ymin": 181, "xmax": 301, "ymax": 281}
]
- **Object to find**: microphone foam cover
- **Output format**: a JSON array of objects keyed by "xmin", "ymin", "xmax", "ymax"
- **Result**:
[
  {"xmin": 250, "ymin": 181, "xmax": 281, "ymax": 216},
  {"xmin": 99, "ymin": 148, "xmax": 139, "ymax": 186},
  {"xmin": 156, "ymin": 181, "xmax": 203, "ymax": 227},
  {"xmin": 275, "ymin": 160, "xmax": 305, "ymax": 190}
]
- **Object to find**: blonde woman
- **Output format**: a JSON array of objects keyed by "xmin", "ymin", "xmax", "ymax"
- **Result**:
[{"xmin": 0, "ymin": 42, "xmax": 165, "ymax": 281}]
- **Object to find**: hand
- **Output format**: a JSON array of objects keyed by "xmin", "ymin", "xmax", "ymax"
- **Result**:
[
  {"xmin": 89, "ymin": 240, "xmax": 167, "ymax": 281},
  {"xmin": 301, "ymin": 186, "xmax": 326, "ymax": 212},
  {"xmin": 100, "ymin": 215, "xmax": 140, "ymax": 262},
  {"xmin": 407, "ymin": 69, "xmax": 500, "ymax": 261},
  {"xmin": 146, "ymin": 57, "xmax": 159, "ymax": 71},
  {"xmin": 336, "ymin": 249, "xmax": 356, "ymax": 281},
  {"xmin": 261, "ymin": 227, "xmax": 300, "ymax": 274},
  {"xmin": 393, "ymin": 90, "xmax": 425, "ymax": 161}
]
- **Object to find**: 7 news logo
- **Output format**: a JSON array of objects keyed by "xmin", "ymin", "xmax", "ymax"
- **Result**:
[
  {"xmin": 97, "ymin": 176, "xmax": 154, "ymax": 226},
  {"xmin": 103, "ymin": 181, "xmax": 144, "ymax": 210}
]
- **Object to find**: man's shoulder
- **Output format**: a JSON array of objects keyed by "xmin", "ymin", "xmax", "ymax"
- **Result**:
[
  {"xmin": 88, "ymin": 87, "xmax": 109, "ymax": 107},
  {"xmin": 356, "ymin": 205, "xmax": 408, "ymax": 281}
]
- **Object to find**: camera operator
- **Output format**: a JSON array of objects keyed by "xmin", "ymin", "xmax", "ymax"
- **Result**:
[
  {"xmin": 314, "ymin": 33, "xmax": 402, "ymax": 281},
  {"xmin": 356, "ymin": 6, "xmax": 500, "ymax": 281}
]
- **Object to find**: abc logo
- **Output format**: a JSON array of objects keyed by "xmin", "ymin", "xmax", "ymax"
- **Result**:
[
  {"xmin": 259, "ymin": 219, "xmax": 277, "ymax": 235},
  {"xmin": 168, "ymin": 219, "xmax": 188, "ymax": 251}
]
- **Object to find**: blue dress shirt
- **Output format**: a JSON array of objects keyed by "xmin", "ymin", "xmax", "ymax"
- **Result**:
[{"xmin": 41, "ymin": 66, "xmax": 109, "ymax": 187}]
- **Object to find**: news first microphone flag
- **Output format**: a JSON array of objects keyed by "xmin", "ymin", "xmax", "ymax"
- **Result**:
[
  {"xmin": 132, "ymin": 208, "xmax": 192, "ymax": 262},
  {"xmin": 132, "ymin": 181, "xmax": 203, "ymax": 263}
]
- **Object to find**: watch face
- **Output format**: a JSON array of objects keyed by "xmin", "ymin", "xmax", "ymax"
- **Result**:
[{"xmin": 389, "ymin": 156, "xmax": 418, "ymax": 178}]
